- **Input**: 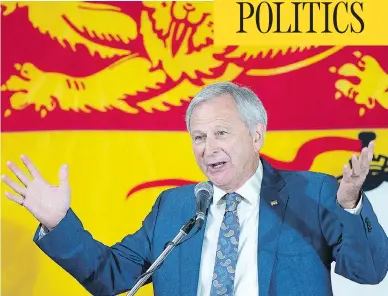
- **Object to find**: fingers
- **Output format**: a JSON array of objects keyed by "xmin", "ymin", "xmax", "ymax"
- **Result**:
[
  {"xmin": 4, "ymin": 191, "xmax": 25, "ymax": 206},
  {"xmin": 350, "ymin": 154, "xmax": 361, "ymax": 176},
  {"xmin": 343, "ymin": 163, "xmax": 352, "ymax": 178},
  {"xmin": 58, "ymin": 164, "xmax": 69, "ymax": 187},
  {"xmin": 6, "ymin": 160, "xmax": 30, "ymax": 186},
  {"xmin": 367, "ymin": 140, "xmax": 374, "ymax": 163},
  {"xmin": 347, "ymin": 141, "xmax": 374, "ymax": 177},
  {"xmin": 359, "ymin": 147, "xmax": 370, "ymax": 173},
  {"xmin": 21, "ymin": 154, "xmax": 43, "ymax": 180},
  {"xmin": 1, "ymin": 174, "xmax": 26, "ymax": 196},
  {"xmin": 358, "ymin": 140, "xmax": 374, "ymax": 173}
]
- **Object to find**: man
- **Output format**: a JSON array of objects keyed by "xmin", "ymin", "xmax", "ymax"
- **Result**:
[{"xmin": 2, "ymin": 82, "xmax": 388, "ymax": 296}]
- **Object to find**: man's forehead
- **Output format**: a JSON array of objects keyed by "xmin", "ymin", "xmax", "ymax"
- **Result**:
[
  {"xmin": 190, "ymin": 121, "xmax": 233, "ymax": 133},
  {"xmin": 191, "ymin": 101, "xmax": 238, "ymax": 119},
  {"xmin": 191, "ymin": 112, "xmax": 232, "ymax": 121},
  {"xmin": 189, "ymin": 95, "xmax": 240, "ymax": 129}
]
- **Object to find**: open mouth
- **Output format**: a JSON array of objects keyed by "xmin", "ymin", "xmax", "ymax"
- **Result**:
[{"xmin": 209, "ymin": 161, "xmax": 227, "ymax": 169}]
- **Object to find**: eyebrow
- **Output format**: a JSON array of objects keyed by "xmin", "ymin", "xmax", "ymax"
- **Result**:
[{"xmin": 190, "ymin": 130, "xmax": 205, "ymax": 135}]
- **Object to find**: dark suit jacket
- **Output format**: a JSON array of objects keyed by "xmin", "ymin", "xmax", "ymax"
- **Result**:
[{"xmin": 33, "ymin": 159, "xmax": 388, "ymax": 296}]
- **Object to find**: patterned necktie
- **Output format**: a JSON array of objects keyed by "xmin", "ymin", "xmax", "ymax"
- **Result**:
[{"xmin": 210, "ymin": 193, "xmax": 242, "ymax": 296}]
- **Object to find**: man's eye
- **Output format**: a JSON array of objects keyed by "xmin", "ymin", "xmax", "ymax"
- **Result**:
[{"xmin": 217, "ymin": 131, "xmax": 227, "ymax": 136}]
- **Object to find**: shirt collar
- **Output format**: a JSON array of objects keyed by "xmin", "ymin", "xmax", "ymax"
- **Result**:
[{"xmin": 212, "ymin": 159, "xmax": 263, "ymax": 206}]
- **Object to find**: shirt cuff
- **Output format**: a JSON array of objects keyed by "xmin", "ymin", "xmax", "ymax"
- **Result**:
[
  {"xmin": 37, "ymin": 225, "xmax": 50, "ymax": 240},
  {"xmin": 343, "ymin": 195, "xmax": 363, "ymax": 215}
]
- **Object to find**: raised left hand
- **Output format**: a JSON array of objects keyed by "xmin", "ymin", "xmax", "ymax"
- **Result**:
[{"xmin": 337, "ymin": 141, "xmax": 374, "ymax": 209}]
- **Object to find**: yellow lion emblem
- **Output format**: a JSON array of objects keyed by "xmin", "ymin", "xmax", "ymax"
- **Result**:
[
  {"xmin": 0, "ymin": 1, "xmax": 364, "ymax": 118},
  {"xmin": 330, "ymin": 51, "xmax": 388, "ymax": 117}
]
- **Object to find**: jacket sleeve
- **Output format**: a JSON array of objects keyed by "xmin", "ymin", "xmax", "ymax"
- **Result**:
[
  {"xmin": 319, "ymin": 175, "xmax": 388, "ymax": 284},
  {"xmin": 33, "ymin": 192, "xmax": 164, "ymax": 296}
]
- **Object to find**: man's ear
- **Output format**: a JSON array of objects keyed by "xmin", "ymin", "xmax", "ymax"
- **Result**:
[{"xmin": 253, "ymin": 123, "xmax": 265, "ymax": 153}]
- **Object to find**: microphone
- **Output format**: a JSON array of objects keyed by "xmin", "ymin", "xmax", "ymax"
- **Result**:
[{"xmin": 194, "ymin": 182, "xmax": 213, "ymax": 229}]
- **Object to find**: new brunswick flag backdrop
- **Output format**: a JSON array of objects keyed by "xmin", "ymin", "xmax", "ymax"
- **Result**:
[{"xmin": 1, "ymin": 1, "xmax": 387, "ymax": 296}]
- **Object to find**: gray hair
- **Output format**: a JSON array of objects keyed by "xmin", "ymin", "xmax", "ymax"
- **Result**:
[{"xmin": 185, "ymin": 81, "xmax": 268, "ymax": 134}]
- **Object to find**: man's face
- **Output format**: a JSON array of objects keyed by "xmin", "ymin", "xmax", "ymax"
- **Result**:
[{"xmin": 189, "ymin": 94, "xmax": 264, "ymax": 192}]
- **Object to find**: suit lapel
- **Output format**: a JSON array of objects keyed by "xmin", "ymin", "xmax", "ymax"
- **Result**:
[
  {"xmin": 178, "ymin": 188, "xmax": 208, "ymax": 296},
  {"xmin": 258, "ymin": 159, "xmax": 289, "ymax": 296}
]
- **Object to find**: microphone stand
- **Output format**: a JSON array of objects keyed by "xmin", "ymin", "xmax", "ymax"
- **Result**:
[{"xmin": 126, "ymin": 215, "xmax": 198, "ymax": 296}]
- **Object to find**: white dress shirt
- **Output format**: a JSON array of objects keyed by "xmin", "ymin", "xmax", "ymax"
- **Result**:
[{"xmin": 196, "ymin": 161, "xmax": 264, "ymax": 296}]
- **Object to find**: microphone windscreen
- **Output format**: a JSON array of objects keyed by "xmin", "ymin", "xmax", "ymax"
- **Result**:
[{"xmin": 194, "ymin": 182, "xmax": 213, "ymax": 197}]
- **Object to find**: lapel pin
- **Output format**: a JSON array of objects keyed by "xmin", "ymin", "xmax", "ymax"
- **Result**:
[{"xmin": 270, "ymin": 200, "xmax": 278, "ymax": 206}]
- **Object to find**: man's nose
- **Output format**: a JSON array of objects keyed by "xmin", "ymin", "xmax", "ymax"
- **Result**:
[{"xmin": 204, "ymin": 138, "xmax": 220, "ymax": 155}]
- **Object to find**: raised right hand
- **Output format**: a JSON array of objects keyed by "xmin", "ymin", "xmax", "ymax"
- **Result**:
[{"xmin": 1, "ymin": 155, "xmax": 71, "ymax": 230}]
